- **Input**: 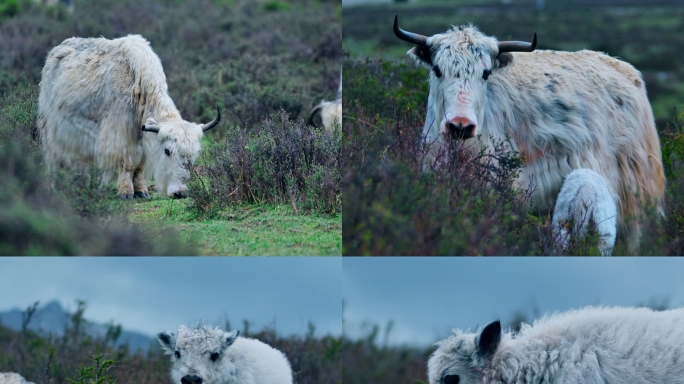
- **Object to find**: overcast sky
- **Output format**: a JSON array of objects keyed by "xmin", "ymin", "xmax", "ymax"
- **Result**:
[
  {"xmin": 0, "ymin": 258, "xmax": 341, "ymax": 338},
  {"xmin": 344, "ymin": 258, "xmax": 684, "ymax": 347}
]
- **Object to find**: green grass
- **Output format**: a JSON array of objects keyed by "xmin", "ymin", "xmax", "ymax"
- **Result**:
[{"xmin": 130, "ymin": 197, "xmax": 341, "ymax": 256}]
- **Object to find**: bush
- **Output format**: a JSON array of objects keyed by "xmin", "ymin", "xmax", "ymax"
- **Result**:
[{"xmin": 188, "ymin": 109, "xmax": 341, "ymax": 218}]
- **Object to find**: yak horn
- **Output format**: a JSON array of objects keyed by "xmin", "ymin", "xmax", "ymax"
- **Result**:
[
  {"xmin": 393, "ymin": 15, "xmax": 428, "ymax": 46},
  {"xmin": 498, "ymin": 33, "xmax": 537, "ymax": 53},
  {"xmin": 201, "ymin": 103, "xmax": 221, "ymax": 132}
]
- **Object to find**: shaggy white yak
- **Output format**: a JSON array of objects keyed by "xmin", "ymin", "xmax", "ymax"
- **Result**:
[
  {"xmin": 158, "ymin": 324, "xmax": 293, "ymax": 384},
  {"xmin": 393, "ymin": 16, "xmax": 664, "ymax": 251},
  {"xmin": 39, "ymin": 35, "xmax": 220, "ymax": 199},
  {"xmin": 308, "ymin": 72, "xmax": 342, "ymax": 131},
  {"xmin": 552, "ymin": 168, "xmax": 617, "ymax": 256},
  {"xmin": 428, "ymin": 306, "xmax": 684, "ymax": 384},
  {"xmin": 0, "ymin": 373, "xmax": 34, "ymax": 384}
]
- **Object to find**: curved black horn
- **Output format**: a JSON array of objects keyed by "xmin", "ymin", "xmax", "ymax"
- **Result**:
[
  {"xmin": 393, "ymin": 15, "xmax": 428, "ymax": 47},
  {"xmin": 497, "ymin": 33, "xmax": 537, "ymax": 54},
  {"xmin": 201, "ymin": 103, "xmax": 221, "ymax": 132},
  {"xmin": 141, "ymin": 125, "xmax": 160, "ymax": 133}
]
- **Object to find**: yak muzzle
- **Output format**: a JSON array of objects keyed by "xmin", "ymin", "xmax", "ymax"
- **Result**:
[
  {"xmin": 181, "ymin": 375, "xmax": 203, "ymax": 384},
  {"xmin": 446, "ymin": 117, "xmax": 476, "ymax": 140}
]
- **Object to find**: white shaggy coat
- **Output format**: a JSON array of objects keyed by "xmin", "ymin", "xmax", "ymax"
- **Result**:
[
  {"xmin": 405, "ymin": 24, "xmax": 664, "ymax": 250},
  {"xmin": 552, "ymin": 168, "xmax": 617, "ymax": 256},
  {"xmin": 428, "ymin": 306, "xmax": 684, "ymax": 384},
  {"xmin": 309, "ymin": 72, "xmax": 342, "ymax": 131},
  {"xmin": 38, "ymin": 35, "xmax": 217, "ymax": 198},
  {"xmin": 158, "ymin": 324, "xmax": 293, "ymax": 384},
  {"xmin": 0, "ymin": 373, "xmax": 34, "ymax": 384}
]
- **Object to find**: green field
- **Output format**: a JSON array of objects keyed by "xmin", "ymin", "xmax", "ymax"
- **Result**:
[{"xmin": 130, "ymin": 199, "xmax": 342, "ymax": 256}]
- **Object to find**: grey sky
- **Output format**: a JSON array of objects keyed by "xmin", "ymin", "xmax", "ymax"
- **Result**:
[
  {"xmin": 343, "ymin": 258, "xmax": 684, "ymax": 347},
  {"xmin": 0, "ymin": 257, "xmax": 342, "ymax": 338}
]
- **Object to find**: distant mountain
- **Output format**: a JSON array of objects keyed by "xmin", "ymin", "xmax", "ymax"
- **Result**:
[{"xmin": 0, "ymin": 301, "xmax": 156, "ymax": 353}]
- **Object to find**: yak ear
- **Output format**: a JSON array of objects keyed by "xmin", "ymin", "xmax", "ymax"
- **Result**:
[
  {"xmin": 157, "ymin": 331, "xmax": 176, "ymax": 354},
  {"xmin": 223, "ymin": 330, "xmax": 240, "ymax": 349},
  {"xmin": 477, "ymin": 321, "xmax": 501, "ymax": 357},
  {"xmin": 142, "ymin": 118, "xmax": 161, "ymax": 133},
  {"xmin": 408, "ymin": 46, "xmax": 432, "ymax": 68}
]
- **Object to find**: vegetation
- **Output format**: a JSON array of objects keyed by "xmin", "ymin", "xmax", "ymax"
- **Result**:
[
  {"xmin": 0, "ymin": 0, "xmax": 341, "ymax": 255},
  {"xmin": 342, "ymin": 2, "xmax": 684, "ymax": 255},
  {"xmin": 0, "ymin": 301, "xmax": 342, "ymax": 384}
]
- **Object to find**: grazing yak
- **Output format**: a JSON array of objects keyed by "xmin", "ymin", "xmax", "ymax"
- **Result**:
[
  {"xmin": 552, "ymin": 168, "xmax": 617, "ymax": 256},
  {"xmin": 158, "ymin": 324, "xmax": 293, "ymax": 384},
  {"xmin": 394, "ymin": 16, "xmax": 665, "ymax": 251},
  {"xmin": 38, "ymin": 35, "xmax": 220, "ymax": 199},
  {"xmin": 309, "ymin": 72, "xmax": 342, "ymax": 131},
  {"xmin": 428, "ymin": 306, "xmax": 684, "ymax": 384}
]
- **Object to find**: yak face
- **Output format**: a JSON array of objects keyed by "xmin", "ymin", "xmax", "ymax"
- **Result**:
[
  {"xmin": 143, "ymin": 119, "xmax": 203, "ymax": 198},
  {"xmin": 142, "ymin": 105, "xmax": 220, "ymax": 198},
  {"xmin": 427, "ymin": 321, "xmax": 502, "ymax": 384},
  {"xmin": 158, "ymin": 324, "xmax": 240, "ymax": 384},
  {"xmin": 408, "ymin": 26, "xmax": 503, "ymax": 143}
]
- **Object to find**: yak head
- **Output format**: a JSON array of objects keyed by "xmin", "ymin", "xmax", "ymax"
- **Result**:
[
  {"xmin": 394, "ymin": 16, "xmax": 535, "ymax": 143},
  {"xmin": 158, "ymin": 323, "xmax": 239, "ymax": 384},
  {"xmin": 142, "ymin": 105, "xmax": 220, "ymax": 198},
  {"xmin": 427, "ymin": 321, "xmax": 503, "ymax": 384}
]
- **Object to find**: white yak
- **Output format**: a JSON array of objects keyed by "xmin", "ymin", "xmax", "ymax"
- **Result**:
[
  {"xmin": 428, "ymin": 306, "xmax": 684, "ymax": 384},
  {"xmin": 552, "ymin": 168, "xmax": 617, "ymax": 256},
  {"xmin": 38, "ymin": 35, "xmax": 220, "ymax": 199},
  {"xmin": 158, "ymin": 324, "xmax": 293, "ymax": 384}
]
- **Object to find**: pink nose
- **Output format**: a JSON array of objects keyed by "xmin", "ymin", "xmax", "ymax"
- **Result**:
[{"xmin": 446, "ymin": 117, "xmax": 476, "ymax": 139}]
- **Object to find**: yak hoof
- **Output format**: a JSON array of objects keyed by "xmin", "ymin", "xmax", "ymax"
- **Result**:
[
  {"xmin": 119, "ymin": 194, "xmax": 133, "ymax": 200},
  {"xmin": 134, "ymin": 191, "xmax": 151, "ymax": 198}
]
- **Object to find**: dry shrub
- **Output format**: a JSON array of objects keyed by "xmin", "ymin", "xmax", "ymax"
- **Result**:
[{"xmin": 188, "ymin": 109, "xmax": 341, "ymax": 217}]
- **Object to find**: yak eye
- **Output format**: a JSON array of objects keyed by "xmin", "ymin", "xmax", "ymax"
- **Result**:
[
  {"xmin": 483, "ymin": 69, "xmax": 492, "ymax": 80},
  {"xmin": 164, "ymin": 148, "xmax": 171, "ymax": 156},
  {"xmin": 175, "ymin": 351, "xmax": 181, "ymax": 358},
  {"xmin": 210, "ymin": 352, "xmax": 220, "ymax": 362},
  {"xmin": 433, "ymin": 65, "xmax": 442, "ymax": 78},
  {"xmin": 444, "ymin": 375, "xmax": 460, "ymax": 384}
]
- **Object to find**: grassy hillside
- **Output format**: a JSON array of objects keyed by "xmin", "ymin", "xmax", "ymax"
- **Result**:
[{"xmin": 0, "ymin": 0, "xmax": 341, "ymax": 255}]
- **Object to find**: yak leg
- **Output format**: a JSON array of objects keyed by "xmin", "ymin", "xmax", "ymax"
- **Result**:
[
  {"xmin": 133, "ymin": 165, "xmax": 150, "ymax": 198},
  {"xmin": 117, "ymin": 163, "xmax": 135, "ymax": 199}
]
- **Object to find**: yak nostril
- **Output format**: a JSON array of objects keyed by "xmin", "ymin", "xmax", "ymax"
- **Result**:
[
  {"xmin": 173, "ymin": 191, "xmax": 185, "ymax": 199},
  {"xmin": 181, "ymin": 375, "xmax": 202, "ymax": 384},
  {"xmin": 446, "ymin": 120, "xmax": 476, "ymax": 139}
]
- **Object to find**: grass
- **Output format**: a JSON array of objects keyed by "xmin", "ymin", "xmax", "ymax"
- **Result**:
[{"xmin": 130, "ymin": 199, "xmax": 341, "ymax": 256}]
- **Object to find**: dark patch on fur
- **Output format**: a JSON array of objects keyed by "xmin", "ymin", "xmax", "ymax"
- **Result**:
[
  {"xmin": 497, "ymin": 52, "xmax": 513, "ymax": 68},
  {"xmin": 412, "ymin": 46, "xmax": 432, "ymax": 66},
  {"xmin": 536, "ymin": 99, "xmax": 574, "ymax": 125},
  {"xmin": 544, "ymin": 72, "xmax": 561, "ymax": 93}
]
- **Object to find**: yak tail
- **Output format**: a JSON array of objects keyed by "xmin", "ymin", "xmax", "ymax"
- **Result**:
[{"xmin": 308, "ymin": 101, "xmax": 325, "ymax": 126}]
